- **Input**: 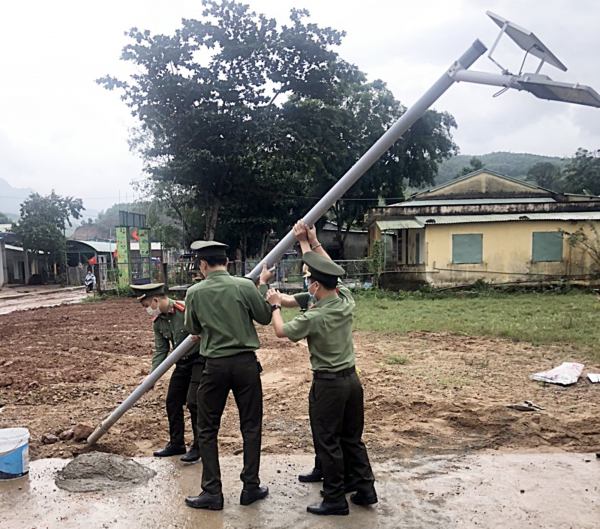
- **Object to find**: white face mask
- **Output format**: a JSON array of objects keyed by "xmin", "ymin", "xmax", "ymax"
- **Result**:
[
  {"xmin": 146, "ymin": 300, "xmax": 161, "ymax": 317},
  {"xmin": 308, "ymin": 281, "xmax": 319, "ymax": 303}
]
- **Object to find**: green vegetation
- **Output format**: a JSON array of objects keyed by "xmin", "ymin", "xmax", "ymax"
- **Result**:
[
  {"xmin": 435, "ymin": 152, "xmax": 567, "ymax": 185},
  {"xmin": 386, "ymin": 354, "xmax": 408, "ymax": 365},
  {"xmin": 351, "ymin": 289, "xmax": 599, "ymax": 359}
]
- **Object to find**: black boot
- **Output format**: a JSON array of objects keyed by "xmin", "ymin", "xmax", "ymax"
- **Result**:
[
  {"xmin": 153, "ymin": 443, "xmax": 186, "ymax": 457},
  {"xmin": 298, "ymin": 467, "xmax": 323, "ymax": 483},
  {"xmin": 180, "ymin": 445, "xmax": 200, "ymax": 463},
  {"xmin": 185, "ymin": 492, "xmax": 224, "ymax": 510},
  {"xmin": 350, "ymin": 489, "xmax": 378, "ymax": 506},
  {"xmin": 240, "ymin": 486, "xmax": 269, "ymax": 506},
  {"xmin": 307, "ymin": 499, "xmax": 349, "ymax": 516}
]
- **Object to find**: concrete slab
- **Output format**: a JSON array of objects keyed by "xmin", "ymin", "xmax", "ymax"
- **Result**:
[{"xmin": 0, "ymin": 453, "xmax": 598, "ymax": 529}]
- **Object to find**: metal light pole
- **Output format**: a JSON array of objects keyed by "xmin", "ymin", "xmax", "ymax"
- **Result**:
[{"xmin": 88, "ymin": 11, "xmax": 600, "ymax": 445}]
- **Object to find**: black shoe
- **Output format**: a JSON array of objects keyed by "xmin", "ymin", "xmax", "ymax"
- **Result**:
[
  {"xmin": 153, "ymin": 443, "xmax": 186, "ymax": 457},
  {"xmin": 319, "ymin": 481, "xmax": 359, "ymax": 497},
  {"xmin": 307, "ymin": 499, "xmax": 349, "ymax": 516},
  {"xmin": 185, "ymin": 492, "xmax": 224, "ymax": 510},
  {"xmin": 298, "ymin": 467, "xmax": 323, "ymax": 483},
  {"xmin": 180, "ymin": 446, "xmax": 200, "ymax": 463},
  {"xmin": 240, "ymin": 486, "xmax": 269, "ymax": 506},
  {"xmin": 350, "ymin": 489, "xmax": 378, "ymax": 506}
]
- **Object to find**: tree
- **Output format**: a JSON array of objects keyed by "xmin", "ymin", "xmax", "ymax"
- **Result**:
[
  {"xmin": 12, "ymin": 192, "xmax": 84, "ymax": 280},
  {"xmin": 282, "ymin": 78, "xmax": 457, "ymax": 257},
  {"xmin": 526, "ymin": 162, "xmax": 563, "ymax": 191},
  {"xmin": 564, "ymin": 223, "xmax": 600, "ymax": 276},
  {"xmin": 455, "ymin": 157, "xmax": 484, "ymax": 179},
  {"xmin": 0, "ymin": 211, "xmax": 11, "ymax": 224},
  {"xmin": 562, "ymin": 148, "xmax": 600, "ymax": 195},
  {"xmin": 98, "ymin": 0, "xmax": 355, "ymax": 244}
]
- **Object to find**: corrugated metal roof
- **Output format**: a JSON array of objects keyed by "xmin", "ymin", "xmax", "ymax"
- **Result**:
[
  {"xmin": 5, "ymin": 244, "xmax": 23, "ymax": 252},
  {"xmin": 376, "ymin": 220, "xmax": 424, "ymax": 230},
  {"xmin": 390, "ymin": 197, "xmax": 556, "ymax": 207},
  {"xmin": 414, "ymin": 211, "xmax": 600, "ymax": 225},
  {"xmin": 376, "ymin": 211, "xmax": 600, "ymax": 230}
]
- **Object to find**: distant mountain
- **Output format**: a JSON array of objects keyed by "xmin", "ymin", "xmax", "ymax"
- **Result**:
[
  {"xmin": 435, "ymin": 152, "xmax": 568, "ymax": 185},
  {"xmin": 0, "ymin": 178, "xmax": 35, "ymax": 216}
]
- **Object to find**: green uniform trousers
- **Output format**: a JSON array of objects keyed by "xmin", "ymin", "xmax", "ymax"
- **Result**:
[
  {"xmin": 197, "ymin": 351, "xmax": 263, "ymax": 495},
  {"xmin": 166, "ymin": 353, "xmax": 205, "ymax": 448},
  {"xmin": 309, "ymin": 371, "xmax": 375, "ymax": 503}
]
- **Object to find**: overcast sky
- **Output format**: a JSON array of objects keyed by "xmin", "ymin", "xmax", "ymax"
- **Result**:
[{"xmin": 1, "ymin": 0, "xmax": 599, "ymax": 214}]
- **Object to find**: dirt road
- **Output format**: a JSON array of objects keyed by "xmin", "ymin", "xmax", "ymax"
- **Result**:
[{"xmin": 0, "ymin": 297, "xmax": 599, "ymax": 460}]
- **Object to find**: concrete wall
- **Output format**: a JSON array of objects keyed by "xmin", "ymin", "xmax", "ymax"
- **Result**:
[{"xmin": 423, "ymin": 220, "xmax": 599, "ymax": 287}]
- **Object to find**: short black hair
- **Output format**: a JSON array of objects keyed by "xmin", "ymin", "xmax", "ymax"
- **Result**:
[
  {"xmin": 202, "ymin": 255, "xmax": 228, "ymax": 267},
  {"xmin": 310, "ymin": 277, "xmax": 337, "ymax": 290}
]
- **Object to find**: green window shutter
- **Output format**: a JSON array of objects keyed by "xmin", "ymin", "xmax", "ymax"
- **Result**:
[
  {"xmin": 532, "ymin": 232, "xmax": 563, "ymax": 262},
  {"xmin": 452, "ymin": 234, "xmax": 483, "ymax": 264}
]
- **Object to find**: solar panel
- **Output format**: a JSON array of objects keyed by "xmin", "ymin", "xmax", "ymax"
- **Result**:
[{"xmin": 487, "ymin": 11, "xmax": 567, "ymax": 72}]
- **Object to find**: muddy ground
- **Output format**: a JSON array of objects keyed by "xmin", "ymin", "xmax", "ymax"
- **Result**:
[{"xmin": 0, "ymin": 297, "xmax": 599, "ymax": 460}]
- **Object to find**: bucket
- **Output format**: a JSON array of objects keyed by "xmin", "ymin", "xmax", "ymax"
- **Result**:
[{"xmin": 0, "ymin": 428, "xmax": 30, "ymax": 480}]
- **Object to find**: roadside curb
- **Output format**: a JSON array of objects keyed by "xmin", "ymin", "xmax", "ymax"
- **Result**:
[{"xmin": 0, "ymin": 286, "xmax": 86, "ymax": 301}]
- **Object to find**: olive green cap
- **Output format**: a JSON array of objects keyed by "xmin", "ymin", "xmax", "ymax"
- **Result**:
[
  {"xmin": 303, "ymin": 251, "xmax": 345, "ymax": 283},
  {"xmin": 190, "ymin": 240, "xmax": 229, "ymax": 258},
  {"xmin": 130, "ymin": 283, "xmax": 165, "ymax": 301}
]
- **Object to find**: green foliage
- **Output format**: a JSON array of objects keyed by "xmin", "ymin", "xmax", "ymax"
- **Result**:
[
  {"xmin": 12, "ymin": 191, "xmax": 84, "ymax": 276},
  {"xmin": 98, "ymin": 0, "xmax": 353, "ymax": 249},
  {"xmin": 366, "ymin": 240, "xmax": 384, "ymax": 285},
  {"xmin": 526, "ymin": 161, "xmax": 564, "ymax": 191},
  {"xmin": 454, "ymin": 157, "xmax": 484, "ymax": 179},
  {"xmin": 435, "ymin": 152, "xmax": 567, "ymax": 185},
  {"xmin": 0, "ymin": 211, "xmax": 11, "ymax": 223},
  {"xmin": 563, "ymin": 223, "xmax": 600, "ymax": 275},
  {"xmin": 386, "ymin": 354, "xmax": 407, "ymax": 365},
  {"xmin": 285, "ymin": 80, "xmax": 457, "ymax": 257},
  {"xmin": 562, "ymin": 148, "xmax": 600, "ymax": 195}
]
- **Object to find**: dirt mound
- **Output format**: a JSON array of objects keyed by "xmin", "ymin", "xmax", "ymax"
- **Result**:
[{"xmin": 55, "ymin": 452, "xmax": 156, "ymax": 492}]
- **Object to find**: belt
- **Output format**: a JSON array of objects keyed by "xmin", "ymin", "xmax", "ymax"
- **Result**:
[
  {"xmin": 206, "ymin": 351, "xmax": 256, "ymax": 362},
  {"xmin": 313, "ymin": 366, "xmax": 355, "ymax": 379}
]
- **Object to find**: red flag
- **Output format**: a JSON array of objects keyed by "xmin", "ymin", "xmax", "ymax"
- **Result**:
[
  {"xmin": 88, "ymin": 256, "xmax": 97, "ymax": 265},
  {"xmin": 113, "ymin": 250, "xmax": 118, "ymax": 259},
  {"xmin": 132, "ymin": 230, "xmax": 139, "ymax": 241}
]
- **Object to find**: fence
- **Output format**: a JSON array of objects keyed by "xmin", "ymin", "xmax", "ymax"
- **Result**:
[{"xmin": 165, "ymin": 258, "xmax": 371, "ymax": 292}]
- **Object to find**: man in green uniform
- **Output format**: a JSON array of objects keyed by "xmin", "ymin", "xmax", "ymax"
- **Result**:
[
  {"xmin": 183, "ymin": 241, "xmax": 272, "ymax": 511},
  {"xmin": 131, "ymin": 283, "xmax": 203, "ymax": 463},
  {"xmin": 266, "ymin": 221, "xmax": 377, "ymax": 516}
]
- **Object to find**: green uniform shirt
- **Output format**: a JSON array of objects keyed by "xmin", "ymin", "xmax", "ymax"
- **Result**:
[
  {"xmin": 283, "ymin": 285, "xmax": 356, "ymax": 372},
  {"xmin": 152, "ymin": 299, "xmax": 200, "ymax": 372},
  {"xmin": 184, "ymin": 270, "xmax": 272, "ymax": 358}
]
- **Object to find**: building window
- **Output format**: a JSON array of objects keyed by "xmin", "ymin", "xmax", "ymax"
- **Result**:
[
  {"xmin": 452, "ymin": 234, "xmax": 483, "ymax": 264},
  {"xmin": 532, "ymin": 231, "xmax": 563, "ymax": 262}
]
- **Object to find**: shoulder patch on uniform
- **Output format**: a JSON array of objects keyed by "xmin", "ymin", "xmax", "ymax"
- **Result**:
[{"xmin": 173, "ymin": 302, "xmax": 185, "ymax": 312}]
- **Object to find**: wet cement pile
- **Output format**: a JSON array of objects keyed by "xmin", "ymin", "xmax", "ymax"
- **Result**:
[{"xmin": 55, "ymin": 452, "xmax": 156, "ymax": 492}]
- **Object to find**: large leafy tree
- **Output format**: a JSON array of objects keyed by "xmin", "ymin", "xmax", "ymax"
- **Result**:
[
  {"xmin": 282, "ymin": 78, "xmax": 457, "ymax": 257},
  {"xmin": 0, "ymin": 211, "xmax": 11, "ymax": 223},
  {"xmin": 526, "ymin": 161, "xmax": 564, "ymax": 191},
  {"xmin": 98, "ymin": 0, "xmax": 355, "ymax": 244},
  {"xmin": 12, "ymin": 192, "xmax": 84, "ymax": 277},
  {"xmin": 562, "ymin": 148, "xmax": 600, "ymax": 195}
]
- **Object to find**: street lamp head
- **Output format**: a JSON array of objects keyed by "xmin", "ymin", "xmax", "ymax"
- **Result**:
[{"xmin": 517, "ymin": 75, "xmax": 600, "ymax": 108}]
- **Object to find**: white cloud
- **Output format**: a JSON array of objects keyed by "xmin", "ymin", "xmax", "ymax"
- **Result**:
[{"xmin": 0, "ymin": 0, "xmax": 598, "ymax": 211}]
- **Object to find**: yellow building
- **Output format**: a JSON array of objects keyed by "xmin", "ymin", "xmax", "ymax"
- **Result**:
[{"xmin": 365, "ymin": 170, "xmax": 600, "ymax": 289}]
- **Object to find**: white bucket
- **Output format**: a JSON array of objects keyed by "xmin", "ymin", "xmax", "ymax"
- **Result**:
[{"xmin": 0, "ymin": 428, "xmax": 30, "ymax": 480}]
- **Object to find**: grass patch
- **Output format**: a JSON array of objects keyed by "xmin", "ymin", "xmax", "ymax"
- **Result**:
[
  {"xmin": 386, "ymin": 354, "xmax": 408, "ymax": 365},
  {"xmin": 82, "ymin": 293, "xmax": 112, "ymax": 303},
  {"xmin": 352, "ymin": 289, "xmax": 599, "ymax": 359}
]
